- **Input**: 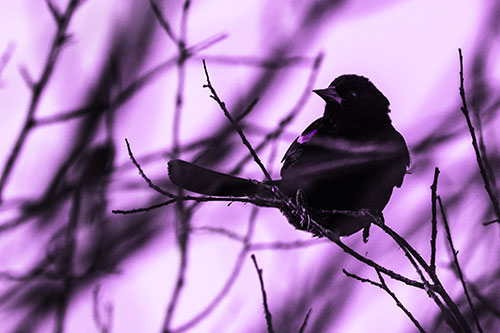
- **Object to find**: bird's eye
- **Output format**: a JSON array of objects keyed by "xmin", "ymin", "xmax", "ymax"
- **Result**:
[{"xmin": 349, "ymin": 91, "xmax": 357, "ymax": 98}]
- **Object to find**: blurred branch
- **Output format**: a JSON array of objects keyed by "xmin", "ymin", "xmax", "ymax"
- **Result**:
[
  {"xmin": 46, "ymin": 0, "xmax": 63, "ymax": 25},
  {"xmin": 150, "ymin": 0, "xmax": 178, "ymax": 43},
  {"xmin": 251, "ymin": 254, "xmax": 275, "ymax": 333},
  {"xmin": 250, "ymin": 239, "xmax": 326, "ymax": 251},
  {"xmin": 298, "ymin": 308, "xmax": 313, "ymax": 333},
  {"xmin": 92, "ymin": 285, "xmax": 113, "ymax": 333},
  {"xmin": 458, "ymin": 48, "xmax": 500, "ymax": 222},
  {"xmin": 0, "ymin": 42, "xmax": 14, "ymax": 81},
  {"xmin": 469, "ymin": 283, "xmax": 500, "ymax": 318},
  {"xmin": 191, "ymin": 226, "xmax": 245, "ymax": 242},
  {"xmin": 171, "ymin": 208, "xmax": 257, "ymax": 333},
  {"xmin": 55, "ymin": 190, "xmax": 81, "ymax": 333},
  {"xmin": 0, "ymin": 0, "xmax": 83, "ymax": 202},
  {"xmin": 438, "ymin": 196, "xmax": 482, "ymax": 332},
  {"xmin": 34, "ymin": 33, "xmax": 228, "ymax": 128},
  {"xmin": 194, "ymin": 54, "xmax": 315, "ymax": 68},
  {"xmin": 483, "ymin": 219, "xmax": 499, "ymax": 226}
]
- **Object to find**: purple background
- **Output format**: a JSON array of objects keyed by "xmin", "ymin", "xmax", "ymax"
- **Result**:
[{"xmin": 1, "ymin": 0, "xmax": 499, "ymax": 332}]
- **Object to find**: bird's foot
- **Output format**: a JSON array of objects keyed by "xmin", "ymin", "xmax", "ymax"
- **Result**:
[
  {"xmin": 362, "ymin": 223, "xmax": 371, "ymax": 243},
  {"xmin": 293, "ymin": 189, "xmax": 311, "ymax": 231},
  {"xmin": 358, "ymin": 209, "xmax": 384, "ymax": 243}
]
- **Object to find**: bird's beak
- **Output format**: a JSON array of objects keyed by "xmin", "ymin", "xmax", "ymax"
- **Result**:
[{"xmin": 313, "ymin": 87, "xmax": 342, "ymax": 105}]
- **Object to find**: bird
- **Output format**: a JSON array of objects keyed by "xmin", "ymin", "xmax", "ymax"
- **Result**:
[{"xmin": 168, "ymin": 74, "xmax": 410, "ymax": 237}]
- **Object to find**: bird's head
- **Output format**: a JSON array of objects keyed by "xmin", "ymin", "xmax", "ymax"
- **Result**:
[{"xmin": 314, "ymin": 75, "xmax": 392, "ymax": 130}]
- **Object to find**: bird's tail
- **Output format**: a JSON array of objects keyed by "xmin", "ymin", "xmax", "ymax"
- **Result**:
[{"xmin": 168, "ymin": 159, "xmax": 262, "ymax": 197}]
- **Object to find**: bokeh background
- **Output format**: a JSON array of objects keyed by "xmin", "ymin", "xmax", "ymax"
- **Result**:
[{"xmin": 1, "ymin": 0, "xmax": 499, "ymax": 332}]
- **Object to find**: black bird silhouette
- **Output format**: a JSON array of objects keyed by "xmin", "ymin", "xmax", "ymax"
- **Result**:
[{"xmin": 168, "ymin": 75, "xmax": 409, "ymax": 237}]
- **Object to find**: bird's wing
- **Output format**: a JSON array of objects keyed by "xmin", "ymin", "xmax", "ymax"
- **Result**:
[
  {"xmin": 280, "ymin": 126, "xmax": 409, "ymax": 191},
  {"xmin": 281, "ymin": 118, "xmax": 323, "ymax": 177}
]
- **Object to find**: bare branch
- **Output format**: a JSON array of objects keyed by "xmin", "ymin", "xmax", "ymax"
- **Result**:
[
  {"xmin": 202, "ymin": 60, "xmax": 276, "ymax": 186},
  {"xmin": 251, "ymin": 254, "xmax": 275, "ymax": 333},
  {"xmin": 231, "ymin": 52, "xmax": 324, "ymax": 174},
  {"xmin": 124, "ymin": 138, "xmax": 174, "ymax": 197},
  {"xmin": 438, "ymin": 196, "xmax": 483, "ymax": 332},
  {"xmin": 430, "ymin": 167, "xmax": 440, "ymax": 273},
  {"xmin": 458, "ymin": 48, "xmax": 500, "ymax": 222},
  {"xmin": 150, "ymin": 0, "xmax": 178, "ymax": 43},
  {"xmin": 343, "ymin": 268, "xmax": 426, "ymax": 332}
]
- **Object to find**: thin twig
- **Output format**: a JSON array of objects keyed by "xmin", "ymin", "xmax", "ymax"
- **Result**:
[
  {"xmin": 298, "ymin": 308, "xmax": 312, "ymax": 333},
  {"xmin": 376, "ymin": 270, "xmax": 426, "ymax": 333},
  {"xmin": 371, "ymin": 217, "xmax": 471, "ymax": 333},
  {"xmin": 124, "ymin": 138, "xmax": 174, "ymax": 197},
  {"xmin": 251, "ymin": 254, "xmax": 275, "ymax": 333},
  {"xmin": 112, "ymin": 194, "xmax": 267, "ymax": 213},
  {"xmin": 202, "ymin": 60, "xmax": 275, "ymax": 186},
  {"xmin": 471, "ymin": 104, "xmax": 500, "ymax": 208},
  {"xmin": 430, "ymin": 167, "xmax": 440, "ymax": 273},
  {"xmin": 458, "ymin": 48, "xmax": 500, "ymax": 222},
  {"xmin": 323, "ymin": 230, "xmax": 425, "ymax": 289},
  {"xmin": 343, "ymin": 269, "xmax": 426, "ymax": 333},
  {"xmin": 438, "ymin": 196, "xmax": 483, "ymax": 332}
]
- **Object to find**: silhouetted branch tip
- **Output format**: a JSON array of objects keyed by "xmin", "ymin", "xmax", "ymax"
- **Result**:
[
  {"xmin": 458, "ymin": 48, "xmax": 500, "ymax": 222},
  {"xmin": 251, "ymin": 254, "xmax": 275, "ymax": 333},
  {"xmin": 438, "ymin": 196, "xmax": 483, "ymax": 332},
  {"xmin": 430, "ymin": 167, "xmax": 440, "ymax": 273},
  {"xmin": 201, "ymin": 59, "xmax": 276, "ymax": 186},
  {"xmin": 124, "ymin": 138, "xmax": 174, "ymax": 197}
]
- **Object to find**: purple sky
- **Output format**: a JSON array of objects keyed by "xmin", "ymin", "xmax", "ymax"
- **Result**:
[{"xmin": 0, "ymin": 1, "xmax": 499, "ymax": 332}]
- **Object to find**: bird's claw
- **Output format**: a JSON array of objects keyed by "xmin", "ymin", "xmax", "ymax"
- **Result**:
[
  {"xmin": 359, "ymin": 209, "xmax": 384, "ymax": 243},
  {"xmin": 292, "ymin": 189, "xmax": 311, "ymax": 231}
]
